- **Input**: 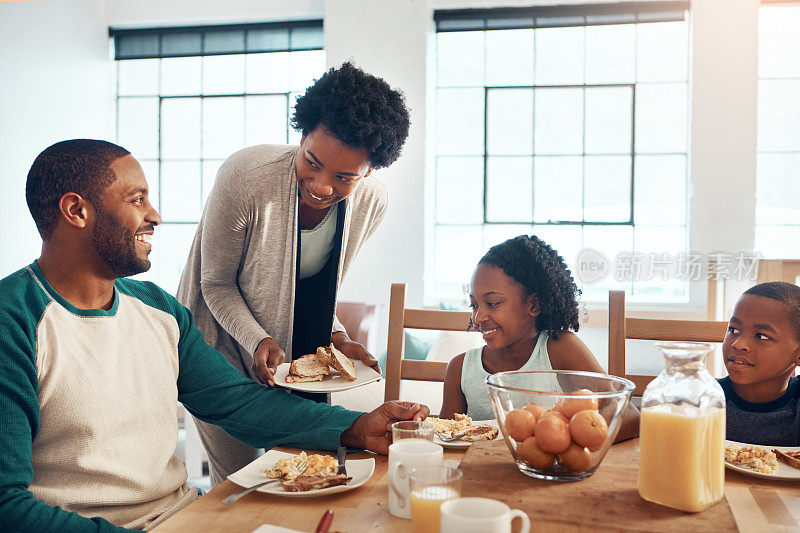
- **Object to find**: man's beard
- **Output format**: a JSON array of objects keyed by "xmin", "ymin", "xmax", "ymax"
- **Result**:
[{"xmin": 91, "ymin": 206, "xmax": 151, "ymax": 278}]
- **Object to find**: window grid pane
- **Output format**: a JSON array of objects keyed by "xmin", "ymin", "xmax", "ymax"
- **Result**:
[
  {"xmin": 116, "ymin": 41, "xmax": 325, "ymax": 290},
  {"xmin": 434, "ymin": 17, "xmax": 689, "ymax": 304},
  {"xmin": 756, "ymin": 4, "xmax": 800, "ymax": 258}
]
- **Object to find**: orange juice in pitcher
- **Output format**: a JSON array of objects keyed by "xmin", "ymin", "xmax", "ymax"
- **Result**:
[{"xmin": 637, "ymin": 342, "xmax": 726, "ymax": 513}]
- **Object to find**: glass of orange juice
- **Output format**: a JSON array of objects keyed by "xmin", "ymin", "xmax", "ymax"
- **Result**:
[{"xmin": 409, "ymin": 465, "xmax": 462, "ymax": 533}]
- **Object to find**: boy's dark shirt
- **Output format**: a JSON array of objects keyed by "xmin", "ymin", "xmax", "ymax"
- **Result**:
[{"xmin": 718, "ymin": 375, "xmax": 800, "ymax": 446}]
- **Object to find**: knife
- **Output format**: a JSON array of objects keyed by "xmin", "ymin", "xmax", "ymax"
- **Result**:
[{"xmin": 337, "ymin": 446, "xmax": 347, "ymax": 476}]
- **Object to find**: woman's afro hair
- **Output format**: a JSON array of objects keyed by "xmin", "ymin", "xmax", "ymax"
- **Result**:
[
  {"xmin": 291, "ymin": 62, "xmax": 410, "ymax": 169},
  {"xmin": 479, "ymin": 234, "xmax": 581, "ymax": 338}
]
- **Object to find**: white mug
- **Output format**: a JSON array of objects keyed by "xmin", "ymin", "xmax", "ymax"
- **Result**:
[
  {"xmin": 388, "ymin": 440, "xmax": 443, "ymax": 519},
  {"xmin": 440, "ymin": 497, "xmax": 530, "ymax": 533}
]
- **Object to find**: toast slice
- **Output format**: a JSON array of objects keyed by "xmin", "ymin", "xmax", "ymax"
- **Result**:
[
  {"xmin": 281, "ymin": 473, "xmax": 352, "ymax": 492},
  {"xmin": 285, "ymin": 374, "xmax": 325, "ymax": 383},
  {"xmin": 286, "ymin": 353, "xmax": 330, "ymax": 383},
  {"xmin": 317, "ymin": 344, "xmax": 357, "ymax": 381},
  {"xmin": 459, "ymin": 424, "xmax": 500, "ymax": 442},
  {"xmin": 773, "ymin": 449, "xmax": 800, "ymax": 469}
]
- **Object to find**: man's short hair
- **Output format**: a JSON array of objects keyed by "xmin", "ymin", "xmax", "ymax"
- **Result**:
[
  {"xmin": 744, "ymin": 281, "xmax": 800, "ymax": 339},
  {"xmin": 26, "ymin": 139, "xmax": 130, "ymax": 238}
]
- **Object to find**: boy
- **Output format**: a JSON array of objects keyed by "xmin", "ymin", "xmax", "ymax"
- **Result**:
[{"xmin": 720, "ymin": 281, "xmax": 800, "ymax": 445}]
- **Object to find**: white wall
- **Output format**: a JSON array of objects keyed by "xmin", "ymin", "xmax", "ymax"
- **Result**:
[
  {"xmin": 106, "ymin": 0, "xmax": 323, "ymax": 28},
  {"xmin": 324, "ymin": 0, "xmax": 434, "ymax": 354},
  {"xmin": 0, "ymin": 0, "xmax": 113, "ymax": 277},
  {"xmin": 1, "ymin": 0, "xmax": 768, "ymax": 372}
]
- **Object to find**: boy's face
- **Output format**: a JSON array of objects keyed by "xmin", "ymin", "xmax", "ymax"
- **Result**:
[{"xmin": 723, "ymin": 294, "xmax": 800, "ymax": 400}]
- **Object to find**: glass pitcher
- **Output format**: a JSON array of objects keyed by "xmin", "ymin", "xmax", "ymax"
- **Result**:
[{"xmin": 637, "ymin": 342, "xmax": 726, "ymax": 512}]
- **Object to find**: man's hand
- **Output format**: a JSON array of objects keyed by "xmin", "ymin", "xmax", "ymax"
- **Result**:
[
  {"xmin": 331, "ymin": 331, "xmax": 381, "ymax": 375},
  {"xmin": 253, "ymin": 337, "xmax": 285, "ymax": 386},
  {"xmin": 340, "ymin": 401, "xmax": 430, "ymax": 454}
]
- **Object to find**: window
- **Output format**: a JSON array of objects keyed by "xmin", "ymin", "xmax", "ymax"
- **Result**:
[
  {"xmin": 755, "ymin": 2, "xmax": 800, "ymax": 257},
  {"xmin": 111, "ymin": 22, "xmax": 325, "ymax": 293},
  {"xmin": 431, "ymin": 4, "xmax": 690, "ymax": 305}
]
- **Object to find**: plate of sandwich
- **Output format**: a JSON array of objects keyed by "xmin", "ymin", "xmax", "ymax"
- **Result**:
[
  {"xmin": 274, "ymin": 344, "xmax": 382, "ymax": 393},
  {"xmin": 427, "ymin": 414, "xmax": 500, "ymax": 449},
  {"xmin": 228, "ymin": 450, "xmax": 375, "ymax": 497},
  {"xmin": 725, "ymin": 440, "xmax": 800, "ymax": 481}
]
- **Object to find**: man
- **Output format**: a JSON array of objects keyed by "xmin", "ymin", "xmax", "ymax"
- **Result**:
[{"xmin": 0, "ymin": 139, "xmax": 428, "ymax": 532}]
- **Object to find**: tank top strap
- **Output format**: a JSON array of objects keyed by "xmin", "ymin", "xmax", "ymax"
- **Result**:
[
  {"xmin": 460, "ymin": 346, "xmax": 495, "ymax": 420},
  {"xmin": 520, "ymin": 330, "xmax": 552, "ymax": 372}
]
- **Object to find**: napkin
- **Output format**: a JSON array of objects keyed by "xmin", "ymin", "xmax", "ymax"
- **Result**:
[{"xmin": 250, "ymin": 525, "xmax": 304, "ymax": 533}]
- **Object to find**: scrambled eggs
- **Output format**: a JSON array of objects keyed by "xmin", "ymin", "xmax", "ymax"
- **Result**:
[
  {"xmin": 725, "ymin": 444, "xmax": 778, "ymax": 474},
  {"xmin": 264, "ymin": 451, "xmax": 338, "ymax": 480},
  {"xmin": 427, "ymin": 413, "xmax": 473, "ymax": 436}
]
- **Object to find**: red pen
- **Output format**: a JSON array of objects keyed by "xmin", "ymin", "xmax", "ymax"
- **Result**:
[{"xmin": 315, "ymin": 509, "xmax": 334, "ymax": 533}]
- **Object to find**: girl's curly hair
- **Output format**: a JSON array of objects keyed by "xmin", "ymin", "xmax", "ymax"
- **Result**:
[
  {"xmin": 291, "ymin": 62, "xmax": 410, "ymax": 169},
  {"xmin": 478, "ymin": 234, "xmax": 581, "ymax": 338}
]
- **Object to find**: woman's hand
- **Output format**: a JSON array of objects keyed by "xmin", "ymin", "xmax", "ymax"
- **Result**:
[
  {"xmin": 331, "ymin": 332, "xmax": 381, "ymax": 375},
  {"xmin": 253, "ymin": 337, "xmax": 286, "ymax": 386}
]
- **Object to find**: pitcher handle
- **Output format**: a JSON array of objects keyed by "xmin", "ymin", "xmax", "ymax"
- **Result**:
[
  {"xmin": 510, "ymin": 509, "xmax": 530, "ymax": 533},
  {"xmin": 389, "ymin": 462, "xmax": 410, "ymax": 509}
]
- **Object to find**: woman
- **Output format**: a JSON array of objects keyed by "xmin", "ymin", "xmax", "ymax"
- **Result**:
[{"xmin": 176, "ymin": 62, "xmax": 411, "ymax": 485}]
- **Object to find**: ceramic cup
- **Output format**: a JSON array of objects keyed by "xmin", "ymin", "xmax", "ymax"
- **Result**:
[
  {"xmin": 388, "ymin": 440, "xmax": 443, "ymax": 518},
  {"xmin": 439, "ymin": 497, "xmax": 530, "ymax": 533}
]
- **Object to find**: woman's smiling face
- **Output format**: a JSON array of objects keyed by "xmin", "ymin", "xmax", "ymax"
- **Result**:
[{"xmin": 294, "ymin": 126, "xmax": 372, "ymax": 211}]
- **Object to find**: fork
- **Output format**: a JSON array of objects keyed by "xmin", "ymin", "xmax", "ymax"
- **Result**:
[
  {"xmin": 223, "ymin": 462, "xmax": 309, "ymax": 504},
  {"xmin": 337, "ymin": 446, "xmax": 347, "ymax": 476},
  {"xmin": 435, "ymin": 430, "xmax": 468, "ymax": 443}
]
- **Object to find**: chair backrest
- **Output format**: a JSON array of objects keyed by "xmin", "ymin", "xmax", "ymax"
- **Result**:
[
  {"xmin": 708, "ymin": 258, "xmax": 800, "ymax": 322},
  {"xmin": 608, "ymin": 290, "xmax": 728, "ymax": 396},
  {"xmin": 757, "ymin": 259, "xmax": 800, "ymax": 285},
  {"xmin": 384, "ymin": 283, "xmax": 472, "ymax": 402},
  {"xmin": 336, "ymin": 301, "xmax": 376, "ymax": 352}
]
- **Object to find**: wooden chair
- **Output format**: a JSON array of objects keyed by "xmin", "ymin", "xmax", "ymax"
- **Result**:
[
  {"xmin": 608, "ymin": 290, "xmax": 728, "ymax": 396},
  {"xmin": 708, "ymin": 258, "xmax": 800, "ymax": 321},
  {"xmin": 757, "ymin": 259, "xmax": 800, "ymax": 285},
  {"xmin": 384, "ymin": 283, "xmax": 472, "ymax": 402},
  {"xmin": 336, "ymin": 301, "xmax": 377, "ymax": 353}
]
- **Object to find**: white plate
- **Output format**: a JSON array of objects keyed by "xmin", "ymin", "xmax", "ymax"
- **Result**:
[
  {"xmin": 228, "ymin": 450, "xmax": 375, "ymax": 497},
  {"xmin": 274, "ymin": 359, "xmax": 382, "ymax": 393},
  {"xmin": 433, "ymin": 419, "xmax": 500, "ymax": 449},
  {"xmin": 724, "ymin": 440, "xmax": 800, "ymax": 481}
]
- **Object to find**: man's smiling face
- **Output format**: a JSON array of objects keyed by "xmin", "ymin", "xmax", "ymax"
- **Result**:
[{"xmin": 91, "ymin": 155, "xmax": 160, "ymax": 278}]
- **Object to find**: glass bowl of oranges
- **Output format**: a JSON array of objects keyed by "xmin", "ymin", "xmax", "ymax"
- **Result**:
[{"xmin": 486, "ymin": 370, "xmax": 635, "ymax": 481}]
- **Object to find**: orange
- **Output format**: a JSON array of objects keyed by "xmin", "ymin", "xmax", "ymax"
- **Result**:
[
  {"xmin": 540, "ymin": 410, "xmax": 569, "ymax": 425},
  {"xmin": 523, "ymin": 403, "xmax": 546, "ymax": 422},
  {"xmin": 557, "ymin": 443, "xmax": 592, "ymax": 472},
  {"xmin": 517, "ymin": 437, "xmax": 555, "ymax": 469},
  {"xmin": 553, "ymin": 389, "xmax": 599, "ymax": 419},
  {"xmin": 504, "ymin": 408, "xmax": 536, "ymax": 442},
  {"xmin": 534, "ymin": 413, "xmax": 571, "ymax": 454},
  {"xmin": 569, "ymin": 410, "xmax": 608, "ymax": 452}
]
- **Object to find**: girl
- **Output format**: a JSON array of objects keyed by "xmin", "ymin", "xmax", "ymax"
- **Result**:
[{"xmin": 440, "ymin": 234, "xmax": 639, "ymax": 441}]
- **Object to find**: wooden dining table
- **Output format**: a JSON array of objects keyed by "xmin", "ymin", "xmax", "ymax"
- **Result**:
[{"xmin": 152, "ymin": 439, "xmax": 800, "ymax": 532}]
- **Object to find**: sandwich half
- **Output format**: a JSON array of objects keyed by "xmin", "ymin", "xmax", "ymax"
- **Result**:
[
  {"xmin": 285, "ymin": 353, "xmax": 330, "ymax": 383},
  {"xmin": 774, "ymin": 449, "xmax": 800, "ymax": 469},
  {"xmin": 317, "ymin": 344, "xmax": 357, "ymax": 381}
]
